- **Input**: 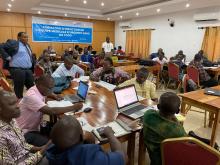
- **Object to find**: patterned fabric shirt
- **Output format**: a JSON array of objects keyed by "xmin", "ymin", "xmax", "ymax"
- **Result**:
[
  {"xmin": 143, "ymin": 110, "xmax": 187, "ymax": 165},
  {"xmin": 91, "ymin": 67, "xmax": 130, "ymax": 85},
  {"xmin": 119, "ymin": 78, "xmax": 157, "ymax": 99},
  {"xmin": 38, "ymin": 59, "xmax": 53, "ymax": 75},
  {"xmin": 0, "ymin": 119, "xmax": 42, "ymax": 165},
  {"xmin": 189, "ymin": 60, "xmax": 210, "ymax": 82}
]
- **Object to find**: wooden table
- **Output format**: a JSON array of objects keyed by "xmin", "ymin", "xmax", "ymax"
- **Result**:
[
  {"xmin": 113, "ymin": 60, "xmax": 136, "ymax": 67},
  {"xmin": 179, "ymin": 86, "xmax": 220, "ymax": 147},
  {"xmin": 204, "ymin": 66, "xmax": 220, "ymax": 81},
  {"xmin": 62, "ymin": 81, "xmax": 154, "ymax": 165}
]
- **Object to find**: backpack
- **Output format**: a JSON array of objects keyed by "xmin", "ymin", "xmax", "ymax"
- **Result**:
[{"xmin": 52, "ymin": 76, "xmax": 72, "ymax": 94}]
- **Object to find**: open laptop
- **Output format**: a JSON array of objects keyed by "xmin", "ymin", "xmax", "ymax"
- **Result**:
[
  {"xmin": 204, "ymin": 88, "xmax": 220, "ymax": 96},
  {"xmin": 64, "ymin": 81, "xmax": 89, "ymax": 103},
  {"xmin": 113, "ymin": 85, "xmax": 149, "ymax": 119}
]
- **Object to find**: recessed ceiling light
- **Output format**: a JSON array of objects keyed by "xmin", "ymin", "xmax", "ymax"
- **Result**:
[
  {"xmin": 11, "ymin": 0, "xmax": 14, "ymax": 1},
  {"xmin": 7, "ymin": 8, "xmax": 11, "ymax": 12},
  {"xmin": 64, "ymin": 13, "xmax": 68, "ymax": 17},
  {"xmin": 101, "ymin": 2, "xmax": 104, "ymax": 6},
  {"xmin": 136, "ymin": 12, "xmax": 139, "ymax": 16},
  {"xmin": 186, "ymin": 3, "xmax": 190, "ymax": 8},
  {"xmin": 8, "ymin": 4, "xmax": 12, "ymax": 8},
  {"xmin": 38, "ymin": 11, "xmax": 41, "ymax": 14},
  {"xmin": 65, "ymin": 0, "xmax": 69, "ymax": 2},
  {"xmin": 87, "ymin": 16, "xmax": 90, "ymax": 19},
  {"xmin": 107, "ymin": 18, "xmax": 110, "ymax": 21},
  {"xmin": 83, "ymin": 0, "xmax": 87, "ymax": 4},
  {"xmin": 120, "ymin": 15, "xmax": 123, "ymax": 19},
  {"xmin": 157, "ymin": 8, "xmax": 161, "ymax": 13}
]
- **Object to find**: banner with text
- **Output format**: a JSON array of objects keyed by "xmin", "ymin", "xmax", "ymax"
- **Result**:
[{"xmin": 32, "ymin": 17, "xmax": 93, "ymax": 43}]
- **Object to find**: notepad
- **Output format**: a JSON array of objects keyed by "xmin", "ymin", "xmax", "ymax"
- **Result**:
[
  {"xmin": 94, "ymin": 81, "xmax": 116, "ymax": 91},
  {"xmin": 47, "ymin": 100, "xmax": 73, "ymax": 107}
]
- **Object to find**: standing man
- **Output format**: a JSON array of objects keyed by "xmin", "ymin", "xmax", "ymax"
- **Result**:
[
  {"xmin": 102, "ymin": 36, "xmax": 114, "ymax": 53},
  {"xmin": 0, "ymin": 32, "xmax": 34, "ymax": 99}
]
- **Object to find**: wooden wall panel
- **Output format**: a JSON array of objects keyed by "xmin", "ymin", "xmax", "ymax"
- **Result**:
[
  {"xmin": 0, "ymin": 27, "xmax": 12, "ymax": 42},
  {"xmin": 0, "ymin": 12, "xmax": 115, "ymax": 57}
]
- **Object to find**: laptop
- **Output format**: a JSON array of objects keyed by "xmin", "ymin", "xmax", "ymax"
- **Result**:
[
  {"xmin": 64, "ymin": 81, "xmax": 89, "ymax": 103},
  {"xmin": 113, "ymin": 85, "xmax": 149, "ymax": 119},
  {"xmin": 204, "ymin": 88, "xmax": 220, "ymax": 96}
]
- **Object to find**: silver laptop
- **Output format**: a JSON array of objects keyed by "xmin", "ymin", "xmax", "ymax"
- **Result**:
[
  {"xmin": 64, "ymin": 81, "xmax": 89, "ymax": 103},
  {"xmin": 113, "ymin": 85, "xmax": 149, "ymax": 119},
  {"xmin": 204, "ymin": 88, "xmax": 220, "ymax": 96}
]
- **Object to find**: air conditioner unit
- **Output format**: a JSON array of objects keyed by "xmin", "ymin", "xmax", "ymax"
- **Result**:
[
  {"xmin": 193, "ymin": 12, "xmax": 220, "ymax": 22},
  {"xmin": 119, "ymin": 22, "xmax": 132, "ymax": 29}
]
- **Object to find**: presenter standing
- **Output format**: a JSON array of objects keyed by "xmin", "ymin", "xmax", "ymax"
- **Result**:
[{"xmin": 102, "ymin": 36, "xmax": 114, "ymax": 53}]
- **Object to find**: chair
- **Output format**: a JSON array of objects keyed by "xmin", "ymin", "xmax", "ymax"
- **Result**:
[
  {"xmin": 151, "ymin": 62, "xmax": 162, "ymax": 89},
  {"xmin": 187, "ymin": 65, "xmax": 207, "ymax": 127},
  {"xmin": 166, "ymin": 62, "xmax": 181, "ymax": 90},
  {"xmin": 161, "ymin": 137, "xmax": 220, "ymax": 165},
  {"xmin": 187, "ymin": 66, "xmax": 201, "ymax": 87},
  {"xmin": 34, "ymin": 65, "xmax": 45, "ymax": 78},
  {"xmin": 0, "ymin": 77, "xmax": 12, "ymax": 92}
]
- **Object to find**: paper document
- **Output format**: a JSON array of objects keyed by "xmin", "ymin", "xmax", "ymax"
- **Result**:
[
  {"xmin": 94, "ymin": 81, "xmax": 116, "ymax": 91},
  {"xmin": 77, "ymin": 117, "xmax": 94, "ymax": 132},
  {"xmin": 204, "ymin": 67, "xmax": 218, "ymax": 70},
  {"xmin": 73, "ymin": 76, "xmax": 90, "ymax": 83},
  {"xmin": 138, "ymin": 95, "xmax": 146, "ymax": 101},
  {"xmin": 47, "ymin": 100, "xmax": 73, "ymax": 107}
]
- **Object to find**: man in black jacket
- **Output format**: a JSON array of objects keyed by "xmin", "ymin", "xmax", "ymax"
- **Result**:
[{"xmin": 0, "ymin": 32, "xmax": 34, "ymax": 99}]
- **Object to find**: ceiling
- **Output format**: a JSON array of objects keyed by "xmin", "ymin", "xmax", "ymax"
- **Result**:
[{"xmin": 1, "ymin": 0, "xmax": 220, "ymax": 21}]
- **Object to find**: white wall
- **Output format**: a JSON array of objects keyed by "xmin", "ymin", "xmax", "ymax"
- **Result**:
[{"xmin": 115, "ymin": 8, "xmax": 220, "ymax": 61}]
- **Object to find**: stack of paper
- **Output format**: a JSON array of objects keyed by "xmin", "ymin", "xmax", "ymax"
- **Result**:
[
  {"xmin": 94, "ymin": 81, "xmax": 116, "ymax": 91},
  {"xmin": 47, "ymin": 100, "xmax": 73, "ymax": 107}
]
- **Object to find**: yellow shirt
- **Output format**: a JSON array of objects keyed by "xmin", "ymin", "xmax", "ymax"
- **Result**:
[{"xmin": 119, "ymin": 78, "xmax": 157, "ymax": 99}]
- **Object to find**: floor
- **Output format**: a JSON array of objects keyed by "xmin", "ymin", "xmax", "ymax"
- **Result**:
[{"xmin": 133, "ymin": 86, "xmax": 220, "ymax": 165}]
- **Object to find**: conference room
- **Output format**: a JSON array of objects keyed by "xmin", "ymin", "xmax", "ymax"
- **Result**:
[{"xmin": 1, "ymin": 0, "xmax": 220, "ymax": 165}]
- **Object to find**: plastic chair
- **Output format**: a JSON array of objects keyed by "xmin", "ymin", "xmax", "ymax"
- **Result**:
[
  {"xmin": 166, "ymin": 62, "xmax": 181, "ymax": 90},
  {"xmin": 161, "ymin": 137, "xmax": 220, "ymax": 165},
  {"xmin": 0, "ymin": 77, "xmax": 12, "ymax": 92},
  {"xmin": 34, "ymin": 65, "xmax": 45, "ymax": 78}
]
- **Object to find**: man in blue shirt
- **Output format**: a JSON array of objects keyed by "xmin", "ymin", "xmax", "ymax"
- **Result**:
[
  {"xmin": 46, "ymin": 116, "xmax": 126, "ymax": 165},
  {"xmin": 0, "ymin": 32, "xmax": 34, "ymax": 99}
]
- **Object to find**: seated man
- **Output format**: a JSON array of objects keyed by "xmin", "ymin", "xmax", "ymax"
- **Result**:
[
  {"xmin": 150, "ymin": 48, "xmax": 164, "ymax": 59},
  {"xmin": 175, "ymin": 50, "xmax": 186, "ymax": 63},
  {"xmin": 94, "ymin": 52, "xmax": 105, "ymax": 69},
  {"xmin": 52, "ymin": 56, "xmax": 84, "ymax": 78},
  {"xmin": 81, "ymin": 47, "xmax": 93, "ymax": 64},
  {"xmin": 90, "ymin": 57, "xmax": 130, "ymax": 85},
  {"xmin": 143, "ymin": 92, "xmax": 187, "ymax": 165},
  {"xmin": 37, "ymin": 49, "xmax": 53, "ymax": 75},
  {"xmin": 16, "ymin": 75, "xmax": 83, "ymax": 147},
  {"xmin": 0, "ymin": 89, "xmax": 50, "ymax": 164},
  {"xmin": 119, "ymin": 68, "xmax": 157, "ymax": 101},
  {"xmin": 197, "ymin": 50, "xmax": 215, "ymax": 67},
  {"xmin": 46, "ymin": 115, "xmax": 126, "ymax": 165},
  {"xmin": 189, "ymin": 54, "xmax": 218, "ymax": 88},
  {"xmin": 116, "ymin": 46, "xmax": 125, "ymax": 55},
  {"xmin": 152, "ymin": 52, "xmax": 168, "ymax": 65}
]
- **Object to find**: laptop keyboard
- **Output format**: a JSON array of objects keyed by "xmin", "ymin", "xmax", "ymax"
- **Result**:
[{"xmin": 123, "ymin": 104, "xmax": 147, "ymax": 115}]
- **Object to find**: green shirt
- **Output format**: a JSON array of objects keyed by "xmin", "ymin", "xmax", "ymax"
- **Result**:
[{"xmin": 143, "ymin": 110, "xmax": 187, "ymax": 165}]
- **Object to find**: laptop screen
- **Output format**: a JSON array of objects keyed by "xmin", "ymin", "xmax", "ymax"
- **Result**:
[
  {"xmin": 114, "ymin": 85, "xmax": 138, "ymax": 109},
  {"xmin": 77, "ymin": 81, "xmax": 89, "ymax": 99}
]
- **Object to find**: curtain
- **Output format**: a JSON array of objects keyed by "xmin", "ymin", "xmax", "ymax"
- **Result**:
[
  {"xmin": 201, "ymin": 27, "xmax": 220, "ymax": 61},
  {"xmin": 125, "ymin": 29, "xmax": 151, "ymax": 58}
]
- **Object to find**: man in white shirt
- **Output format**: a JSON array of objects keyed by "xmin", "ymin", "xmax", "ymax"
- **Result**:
[
  {"xmin": 152, "ymin": 52, "xmax": 168, "ymax": 65},
  {"xmin": 102, "ymin": 36, "xmax": 114, "ymax": 53},
  {"xmin": 52, "ymin": 56, "xmax": 84, "ymax": 78}
]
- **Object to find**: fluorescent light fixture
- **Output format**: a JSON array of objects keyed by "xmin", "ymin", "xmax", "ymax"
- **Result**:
[
  {"xmin": 64, "ymin": 13, "xmax": 68, "ymax": 17},
  {"xmin": 157, "ymin": 8, "xmax": 161, "ymax": 13},
  {"xmin": 136, "ymin": 12, "xmax": 139, "ymax": 16},
  {"xmin": 83, "ymin": 0, "xmax": 87, "ymax": 4},
  {"xmin": 7, "ymin": 8, "xmax": 11, "ymax": 12},
  {"xmin": 38, "ymin": 11, "xmax": 41, "ymax": 14},
  {"xmin": 120, "ymin": 15, "xmax": 123, "ymax": 19},
  {"xmin": 8, "ymin": 4, "xmax": 12, "ymax": 7},
  {"xmin": 101, "ymin": 2, "xmax": 104, "ymax": 6}
]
